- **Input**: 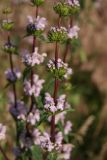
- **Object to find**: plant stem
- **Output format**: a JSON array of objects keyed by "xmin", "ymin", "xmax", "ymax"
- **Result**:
[
  {"xmin": 50, "ymin": 15, "xmax": 61, "ymax": 142},
  {"xmin": 29, "ymin": 6, "xmax": 38, "ymax": 113},
  {"xmin": 30, "ymin": 36, "xmax": 36, "ymax": 113},
  {"xmin": 58, "ymin": 16, "xmax": 61, "ymax": 28},
  {"xmin": 0, "ymin": 145, "xmax": 10, "ymax": 160},
  {"xmin": 8, "ymin": 34, "xmax": 17, "ymax": 108},
  {"xmin": 63, "ymin": 16, "xmax": 73, "ymax": 63},
  {"xmin": 63, "ymin": 41, "xmax": 69, "ymax": 63},
  {"xmin": 51, "ymin": 42, "xmax": 59, "ymax": 142}
]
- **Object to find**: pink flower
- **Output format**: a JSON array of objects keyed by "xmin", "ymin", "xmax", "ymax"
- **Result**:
[
  {"xmin": 27, "ymin": 16, "xmax": 47, "ymax": 30},
  {"xmin": 27, "ymin": 109, "xmax": 40, "ymax": 125},
  {"xmin": 0, "ymin": 123, "xmax": 6, "ymax": 140},
  {"xmin": 22, "ymin": 47, "xmax": 47, "ymax": 67},
  {"xmin": 68, "ymin": 25, "xmax": 80, "ymax": 39},
  {"xmin": 64, "ymin": 121, "xmax": 72, "ymax": 135},
  {"xmin": 66, "ymin": 0, "xmax": 80, "ymax": 6},
  {"xmin": 5, "ymin": 68, "xmax": 21, "ymax": 82},
  {"xmin": 24, "ymin": 74, "xmax": 45, "ymax": 97}
]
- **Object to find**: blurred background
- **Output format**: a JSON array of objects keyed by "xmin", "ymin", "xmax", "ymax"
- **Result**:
[{"xmin": 0, "ymin": 0, "xmax": 107, "ymax": 160}]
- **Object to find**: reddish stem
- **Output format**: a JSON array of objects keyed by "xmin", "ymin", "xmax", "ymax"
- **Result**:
[
  {"xmin": 51, "ymin": 42, "xmax": 59, "ymax": 142},
  {"xmin": 51, "ymin": 14, "xmax": 61, "ymax": 142},
  {"xmin": 63, "ymin": 16, "xmax": 73, "ymax": 63},
  {"xmin": 63, "ymin": 42, "xmax": 69, "ymax": 63},
  {"xmin": 0, "ymin": 145, "xmax": 10, "ymax": 160},
  {"xmin": 58, "ymin": 16, "xmax": 61, "ymax": 28},
  {"xmin": 36, "ymin": 6, "xmax": 39, "ymax": 18}
]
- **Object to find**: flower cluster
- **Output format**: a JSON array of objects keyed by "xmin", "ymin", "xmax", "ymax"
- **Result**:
[
  {"xmin": 48, "ymin": 26, "xmax": 67, "ymax": 42},
  {"xmin": 3, "ymin": 42, "xmax": 17, "ymax": 54},
  {"xmin": 9, "ymin": 100, "xmax": 27, "ymax": 118},
  {"xmin": 54, "ymin": 0, "xmax": 80, "ymax": 17},
  {"xmin": 59, "ymin": 144, "xmax": 73, "ymax": 160},
  {"xmin": 1, "ymin": 0, "xmax": 80, "ymax": 159},
  {"xmin": 10, "ymin": 100, "xmax": 40, "ymax": 125},
  {"xmin": 24, "ymin": 74, "xmax": 45, "ymax": 97},
  {"xmin": 22, "ymin": 47, "xmax": 47, "ymax": 67},
  {"xmin": 5, "ymin": 68, "xmax": 21, "ymax": 82},
  {"xmin": 48, "ymin": 25, "xmax": 80, "ymax": 43},
  {"xmin": 27, "ymin": 109, "xmax": 40, "ymax": 125},
  {"xmin": 33, "ymin": 129, "xmax": 63, "ymax": 152},
  {"xmin": 26, "ymin": 16, "xmax": 47, "ymax": 36},
  {"xmin": 44, "ymin": 93, "xmax": 69, "ymax": 113},
  {"xmin": 31, "ymin": 0, "xmax": 44, "ymax": 6},
  {"xmin": 68, "ymin": 25, "xmax": 80, "ymax": 39},
  {"xmin": 1, "ymin": 19, "xmax": 14, "ymax": 31},
  {"xmin": 47, "ymin": 58, "xmax": 72, "ymax": 79},
  {"xmin": 66, "ymin": 0, "xmax": 80, "ymax": 7}
]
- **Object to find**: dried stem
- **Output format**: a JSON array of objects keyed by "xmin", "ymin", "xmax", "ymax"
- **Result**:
[{"xmin": 0, "ymin": 145, "xmax": 10, "ymax": 160}]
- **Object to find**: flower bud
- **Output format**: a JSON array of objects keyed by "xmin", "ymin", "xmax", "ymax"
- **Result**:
[
  {"xmin": 31, "ymin": 0, "xmax": 44, "ymax": 6},
  {"xmin": 48, "ymin": 27, "xmax": 67, "ymax": 43},
  {"xmin": 53, "ymin": 2, "xmax": 70, "ymax": 17},
  {"xmin": 69, "ymin": 5, "xmax": 80, "ymax": 15},
  {"xmin": 47, "ymin": 59, "xmax": 72, "ymax": 79},
  {"xmin": 3, "ymin": 42, "xmax": 17, "ymax": 54},
  {"xmin": 26, "ymin": 16, "xmax": 47, "ymax": 36},
  {"xmin": 2, "ymin": 7, "xmax": 12, "ymax": 14},
  {"xmin": 26, "ymin": 23, "xmax": 43, "ymax": 36},
  {"xmin": 1, "ymin": 20, "xmax": 14, "ymax": 31}
]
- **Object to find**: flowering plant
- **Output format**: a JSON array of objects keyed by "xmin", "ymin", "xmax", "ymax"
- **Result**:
[{"xmin": 0, "ymin": 0, "xmax": 80, "ymax": 159}]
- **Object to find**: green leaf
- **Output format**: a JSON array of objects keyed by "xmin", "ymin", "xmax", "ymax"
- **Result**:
[
  {"xmin": 31, "ymin": 145, "xmax": 43, "ymax": 160},
  {"xmin": 23, "ymin": 67, "xmax": 31, "ymax": 81},
  {"xmin": 47, "ymin": 152, "xmax": 58, "ymax": 160}
]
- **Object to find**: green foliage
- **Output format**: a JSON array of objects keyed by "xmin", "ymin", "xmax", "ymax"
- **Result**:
[
  {"xmin": 31, "ymin": 0, "xmax": 44, "ymax": 6},
  {"xmin": 53, "ymin": 2, "xmax": 70, "ymax": 17},
  {"xmin": 47, "ymin": 152, "xmax": 58, "ymax": 160},
  {"xmin": 48, "ymin": 29, "xmax": 67, "ymax": 43},
  {"xmin": 31, "ymin": 145, "xmax": 43, "ymax": 160},
  {"xmin": 1, "ymin": 21, "xmax": 14, "ymax": 31},
  {"xmin": 48, "ymin": 67, "xmax": 66, "ymax": 80}
]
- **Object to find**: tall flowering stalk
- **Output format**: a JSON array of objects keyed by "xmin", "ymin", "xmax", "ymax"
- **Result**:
[
  {"xmin": 0, "ymin": 0, "xmax": 80, "ymax": 160},
  {"xmin": 1, "ymin": 7, "xmax": 21, "ymax": 159},
  {"xmin": 63, "ymin": 0, "xmax": 80, "ymax": 62},
  {"xmin": 30, "ymin": 3, "xmax": 39, "ymax": 113},
  {"xmin": 50, "ymin": 16, "xmax": 61, "ymax": 143}
]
